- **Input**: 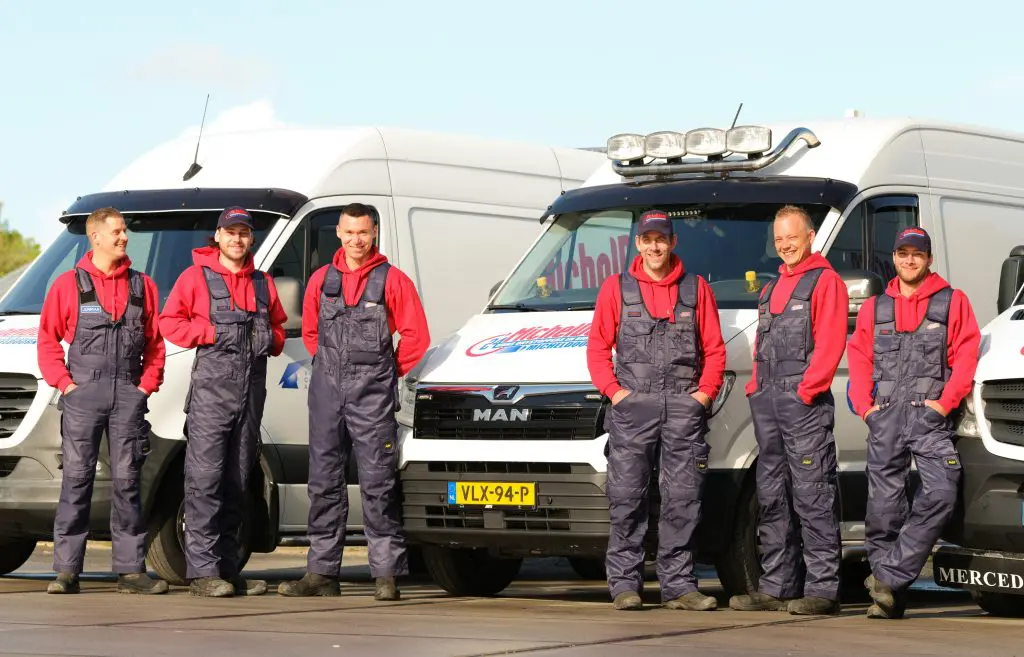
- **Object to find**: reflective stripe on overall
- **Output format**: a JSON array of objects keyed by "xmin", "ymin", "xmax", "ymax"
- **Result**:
[
  {"xmin": 865, "ymin": 288, "xmax": 959, "ymax": 591},
  {"xmin": 53, "ymin": 267, "xmax": 150, "ymax": 574},
  {"xmin": 183, "ymin": 267, "xmax": 272, "ymax": 580},
  {"xmin": 604, "ymin": 270, "xmax": 710, "ymax": 602},
  {"xmin": 749, "ymin": 268, "xmax": 842, "ymax": 601},
  {"xmin": 306, "ymin": 263, "xmax": 407, "ymax": 578}
]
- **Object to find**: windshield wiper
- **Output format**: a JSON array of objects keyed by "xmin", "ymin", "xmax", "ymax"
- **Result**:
[
  {"xmin": 486, "ymin": 303, "xmax": 550, "ymax": 312},
  {"xmin": 0, "ymin": 310, "xmax": 38, "ymax": 316}
]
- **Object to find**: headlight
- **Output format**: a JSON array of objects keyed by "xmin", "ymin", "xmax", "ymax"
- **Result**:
[
  {"xmin": 396, "ymin": 377, "xmax": 417, "ymax": 428},
  {"xmin": 957, "ymin": 390, "xmax": 981, "ymax": 438},
  {"xmin": 710, "ymin": 372, "xmax": 736, "ymax": 417}
]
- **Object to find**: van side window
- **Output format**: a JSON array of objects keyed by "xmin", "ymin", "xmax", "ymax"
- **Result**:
[{"xmin": 826, "ymin": 196, "xmax": 919, "ymax": 282}]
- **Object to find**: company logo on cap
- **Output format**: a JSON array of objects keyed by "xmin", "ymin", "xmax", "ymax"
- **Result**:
[
  {"xmin": 225, "ymin": 209, "xmax": 251, "ymax": 220},
  {"xmin": 900, "ymin": 227, "xmax": 926, "ymax": 239},
  {"xmin": 641, "ymin": 211, "xmax": 669, "ymax": 224}
]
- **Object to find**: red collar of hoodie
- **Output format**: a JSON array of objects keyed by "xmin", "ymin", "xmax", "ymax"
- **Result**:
[
  {"xmin": 77, "ymin": 251, "xmax": 134, "ymax": 319},
  {"xmin": 883, "ymin": 271, "xmax": 951, "ymax": 331},
  {"xmin": 332, "ymin": 246, "xmax": 390, "ymax": 306},
  {"xmin": 627, "ymin": 254, "xmax": 685, "ymax": 322}
]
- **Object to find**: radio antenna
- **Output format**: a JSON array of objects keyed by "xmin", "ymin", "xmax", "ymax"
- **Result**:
[
  {"xmin": 182, "ymin": 93, "xmax": 210, "ymax": 181},
  {"xmin": 730, "ymin": 102, "xmax": 744, "ymax": 129}
]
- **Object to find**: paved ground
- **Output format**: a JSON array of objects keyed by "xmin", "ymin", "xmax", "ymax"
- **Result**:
[{"xmin": 1, "ymin": 543, "xmax": 1021, "ymax": 657}]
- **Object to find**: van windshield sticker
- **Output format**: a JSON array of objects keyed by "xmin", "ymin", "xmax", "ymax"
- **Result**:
[
  {"xmin": 0, "ymin": 327, "xmax": 38, "ymax": 345},
  {"xmin": 466, "ymin": 323, "xmax": 591, "ymax": 357}
]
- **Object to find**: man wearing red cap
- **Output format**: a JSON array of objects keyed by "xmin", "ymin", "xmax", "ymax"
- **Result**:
[
  {"xmin": 729, "ymin": 205, "xmax": 849, "ymax": 615},
  {"xmin": 587, "ymin": 209, "xmax": 726, "ymax": 611},
  {"xmin": 847, "ymin": 225, "xmax": 980, "ymax": 619},
  {"xmin": 38, "ymin": 207, "xmax": 167, "ymax": 595},
  {"xmin": 160, "ymin": 206, "xmax": 288, "ymax": 597}
]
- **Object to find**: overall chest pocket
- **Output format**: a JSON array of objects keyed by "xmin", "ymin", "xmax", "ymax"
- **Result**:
[
  {"xmin": 910, "ymin": 333, "xmax": 946, "ymax": 380},
  {"xmin": 872, "ymin": 334, "xmax": 901, "ymax": 381},
  {"xmin": 120, "ymin": 318, "xmax": 146, "ymax": 357},
  {"xmin": 75, "ymin": 314, "xmax": 110, "ymax": 355},
  {"xmin": 772, "ymin": 318, "xmax": 808, "ymax": 362},
  {"xmin": 666, "ymin": 325, "xmax": 698, "ymax": 365},
  {"xmin": 619, "ymin": 320, "xmax": 655, "ymax": 364}
]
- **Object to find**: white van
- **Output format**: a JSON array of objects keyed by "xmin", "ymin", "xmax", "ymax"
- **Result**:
[
  {"xmin": 934, "ymin": 246, "xmax": 1024, "ymax": 617},
  {"xmin": 0, "ymin": 125, "xmax": 604, "ymax": 583},
  {"xmin": 398, "ymin": 116, "xmax": 1024, "ymax": 597}
]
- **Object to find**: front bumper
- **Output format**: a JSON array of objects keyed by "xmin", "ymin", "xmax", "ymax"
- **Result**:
[
  {"xmin": 934, "ymin": 546, "xmax": 1024, "ymax": 595},
  {"xmin": 943, "ymin": 436, "xmax": 1024, "ymax": 552}
]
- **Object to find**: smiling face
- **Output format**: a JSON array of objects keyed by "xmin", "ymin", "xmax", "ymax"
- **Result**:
[
  {"xmin": 337, "ymin": 212, "xmax": 377, "ymax": 264},
  {"xmin": 773, "ymin": 211, "xmax": 815, "ymax": 270},
  {"xmin": 89, "ymin": 213, "xmax": 128, "ymax": 262},
  {"xmin": 635, "ymin": 230, "xmax": 677, "ymax": 273},
  {"xmin": 215, "ymin": 224, "xmax": 254, "ymax": 264},
  {"xmin": 893, "ymin": 245, "xmax": 932, "ymax": 285}
]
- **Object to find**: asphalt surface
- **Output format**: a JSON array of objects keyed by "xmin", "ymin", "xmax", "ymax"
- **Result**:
[{"xmin": 1, "ymin": 543, "xmax": 1022, "ymax": 657}]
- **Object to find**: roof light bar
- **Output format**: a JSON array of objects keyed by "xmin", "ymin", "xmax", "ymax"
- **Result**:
[
  {"xmin": 606, "ymin": 133, "xmax": 645, "ymax": 162},
  {"xmin": 644, "ymin": 131, "xmax": 687, "ymax": 159},
  {"xmin": 608, "ymin": 127, "xmax": 821, "ymax": 178}
]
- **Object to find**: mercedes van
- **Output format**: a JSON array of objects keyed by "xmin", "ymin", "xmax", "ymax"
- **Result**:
[{"xmin": 0, "ymin": 125, "xmax": 604, "ymax": 583}]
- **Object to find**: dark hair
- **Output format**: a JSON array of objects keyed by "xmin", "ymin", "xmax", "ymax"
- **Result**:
[{"xmin": 340, "ymin": 202, "xmax": 377, "ymax": 225}]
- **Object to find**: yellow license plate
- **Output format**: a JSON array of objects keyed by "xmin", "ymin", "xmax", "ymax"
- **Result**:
[{"xmin": 447, "ymin": 481, "xmax": 536, "ymax": 507}]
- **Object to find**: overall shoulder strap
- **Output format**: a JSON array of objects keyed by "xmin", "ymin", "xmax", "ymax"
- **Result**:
[
  {"xmin": 361, "ymin": 263, "xmax": 391, "ymax": 305},
  {"xmin": 203, "ymin": 266, "xmax": 233, "ymax": 313},
  {"xmin": 252, "ymin": 271, "xmax": 269, "ymax": 309}
]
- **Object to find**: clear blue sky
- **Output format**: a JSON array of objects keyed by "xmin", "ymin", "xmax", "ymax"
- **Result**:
[{"xmin": 2, "ymin": 0, "xmax": 1021, "ymax": 246}]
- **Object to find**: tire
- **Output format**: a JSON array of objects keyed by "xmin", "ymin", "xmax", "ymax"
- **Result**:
[
  {"xmin": 145, "ymin": 474, "xmax": 252, "ymax": 586},
  {"xmin": 0, "ymin": 538, "xmax": 37, "ymax": 576},
  {"xmin": 422, "ymin": 545, "xmax": 521, "ymax": 596},
  {"xmin": 568, "ymin": 556, "xmax": 607, "ymax": 581},
  {"xmin": 971, "ymin": 590, "xmax": 1024, "ymax": 617},
  {"xmin": 714, "ymin": 478, "xmax": 762, "ymax": 597}
]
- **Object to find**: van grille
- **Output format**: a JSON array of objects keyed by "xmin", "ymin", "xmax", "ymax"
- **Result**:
[
  {"xmin": 982, "ymin": 379, "xmax": 1024, "ymax": 447},
  {"xmin": 0, "ymin": 374, "xmax": 38, "ymax": 440},
  {"xmin": 0, "ymin": 457, "xmax": 20, "ymax": 477},
  {"xmin": 413, "ymin": 387, "xmax": 604, "ymax": 441}
]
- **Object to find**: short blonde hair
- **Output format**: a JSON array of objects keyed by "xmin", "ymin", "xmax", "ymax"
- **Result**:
[
  {"xmin": 774, "ymin": 205, "xmax": 814, "ymax": 232},
  {"xmin": 85, "ymin": 207, "xmax": 124, "ymax": 235}
]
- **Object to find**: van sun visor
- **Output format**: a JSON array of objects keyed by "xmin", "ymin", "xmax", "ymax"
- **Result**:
[{"xmin": 59, "ymin": 187, "xmax": 309, "ymax": 223}]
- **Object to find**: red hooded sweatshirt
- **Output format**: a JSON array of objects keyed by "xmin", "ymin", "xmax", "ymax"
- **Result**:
[
  {"xmin": 301, "ymin": 247, "xmax": 430, "ymax": 377},
  {"xmin": 743, "ymin": 253, "xmax": 850, "ymax": 404},
  {"xmin": 587, "ymin": 254, "xmax": 727, "ymax": 400},
  {"xmin": 38, "ymin": 253, "xmax": 166, "ymax": 395},
  {"xmin": 847, "ymin": 272, "xmax": 980, "ymax": 418},
  {"xmin": 158, "ymin": 246, "xmax": 288, "ymax": 355}
]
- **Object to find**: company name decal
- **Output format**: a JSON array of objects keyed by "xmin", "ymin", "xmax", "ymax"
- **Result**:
[
  {"xmin": 0, "ymin": 327, "xmax": 38, "ymax": 345},
  {"xmin": 466, "ymin": 323, "xmax": 591, "ymax": 357},
  {"xmin": 278, "ymin": 359, "xmax": 311, "ymax": 389}
]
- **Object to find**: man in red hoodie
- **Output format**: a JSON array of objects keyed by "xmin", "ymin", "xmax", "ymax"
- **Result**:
[
  {"xmin": 728, "ymin": 205, "xmax": 849, "ymax": 616},
  {"xmin": 587, "ymin": 209, "xmax": 726, "ymax": 611},
  {"xmin": 847, "ymin": 226, "xmax": 979, "ymax": 619},
  {"xmin": 278, "ymin": 202, "xmax": 430, "ymax": 601},
  {"xmin": 37, "ymin": 207, "xmax": 167, "ymax": 595},
  {"xmin": 159, "ymin": 207, "xmax": 288, "ymax": 598}
]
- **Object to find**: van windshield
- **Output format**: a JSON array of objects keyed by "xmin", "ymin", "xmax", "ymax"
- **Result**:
[
  {"xmin": 0, "ymin": 211, "xmax": 275, "ymax": 315},
  {"xmin": 489, "ymin": 203, "xmax": 832, "ymax": 312}
]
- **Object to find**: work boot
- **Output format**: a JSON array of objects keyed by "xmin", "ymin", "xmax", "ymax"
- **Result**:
[
  {"xmin": 46, "ymin": 572, "xmax": 80, "ymax": 594},
  {"xmin": 227, "ymin": 575, "xmax": 268, "ymax": 596},
  {"xmin": 613, "ymin": 591, "xmax": 642, "ymax": 610},
  {"xmin": 374, "ymin": 576, "xmax": 400, "ymax": 601},
  {"xmin": 189, "ymin": 576, "xmax": 235, "ymax": 598},
  {"xmin": 276, "ymin": 572, "xmax": 340, "ymax": 597},
  {"xmin": 728, "ymin": 591, "xmax": 789, "ymax": 611},
  {"xmin": 788, "ymin": 596, "xmax": 840, "ymax": 615},
  {"xmin": 867, "ymin": 600, "xmax": 906, "ymax": 620},
  {"xmin": 664, "ymin": 590, "xmax": 718, "ymax": 611},
  {"xmin": 117, "ymin": 573, "xmax": 169, "ymax": 595},
  {"xmin": 864, "ymin": 575, "xmax": 905, "ymax": 619}
]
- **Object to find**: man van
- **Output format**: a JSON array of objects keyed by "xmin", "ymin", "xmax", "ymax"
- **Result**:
[
  {"xmin": 935, "ymin": 246, "xmax": 1024, "ymax": 617},
  {"xmin": 0, "ymin": 125, "xmax": 604, "ymax": 583},
  {"xmin": 398, "ymin": 117, "xmax": 1024, "ymax": 597}
]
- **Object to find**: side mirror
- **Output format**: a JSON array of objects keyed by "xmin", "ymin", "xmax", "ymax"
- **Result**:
[
  {"xmin": 489, "ymin": 279, "xmax": 504, "ymax": 299},
  {"xmin": 997, "ymin": 245, "xmax": 1024, "ymax": 315},
  {"xmin": 274, "ymin": 276, "xmax": 303, "ymax": 332},
  {"xmin": 840, "ymin": 269, "xmax": 885, "ymax": 332}
]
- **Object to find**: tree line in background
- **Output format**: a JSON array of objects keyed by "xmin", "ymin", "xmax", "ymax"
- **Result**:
[{"xmin": 0, "ymin": 220, "xmax": 40, "ymax": 276}]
